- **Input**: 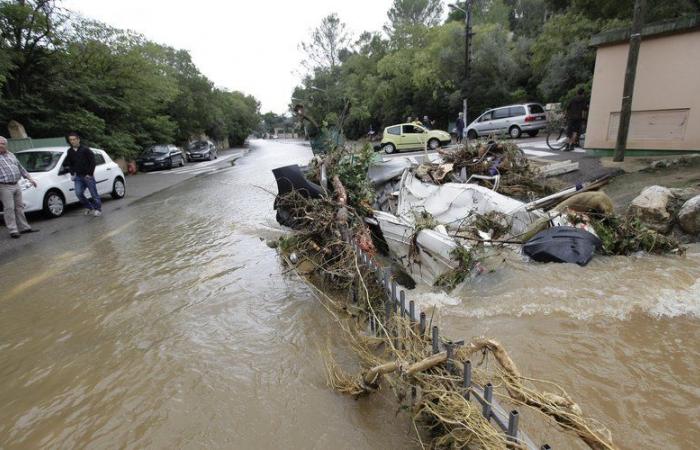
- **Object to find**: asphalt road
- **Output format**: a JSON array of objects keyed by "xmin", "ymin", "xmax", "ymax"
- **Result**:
[{"xmin": 0, "ymin": 147, "xmax": 247, "ymax": 261}]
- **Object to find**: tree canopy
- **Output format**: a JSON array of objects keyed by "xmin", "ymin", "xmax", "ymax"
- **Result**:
[
  {"xmin": 0, "ymin": 0, "xmax": 260, "ymax": 159},
  {"xmin": 293, "ymin": 0, "xmax": 699, "ymax": 139}
]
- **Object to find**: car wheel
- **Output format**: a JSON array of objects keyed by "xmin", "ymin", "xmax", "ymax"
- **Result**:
[
  {"xmin": 527, "ymin": 130, "xmax": 539, "ymax": 137},
  {"xmin": 383, "ymin": 143, "xmax": 396, "ymax": 154},
  {"xmin": 111, "ymin": 177, "xmax": 126, "ymax": 199},
  {"xmin": 43, "ymin": 190, "xmax": 65, "ymax": 218},
  {"xmin": 214, "ymin": 152, "xmax": 218, "ymax": 159},
  {"xmin": 428, "ymin": 138, "xmax": 440, "ymax": 150},
  {"xmin": 509, "ymin": 126, "xmax": 522, "ymax": 139},
  {"xmin": 467, "ymin": 129, "xmax": 478, "ymax": 140}
]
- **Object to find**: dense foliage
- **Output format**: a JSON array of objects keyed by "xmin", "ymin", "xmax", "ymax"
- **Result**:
[
  {"xmin": 293, "ymin": 0, "xmax": 698, "ymax": 139},
  {"xmin": 0, "ymin": 0, "xmax": 260, "ymax": 159}
]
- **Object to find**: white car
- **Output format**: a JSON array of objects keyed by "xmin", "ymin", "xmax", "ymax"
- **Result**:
[{"xmin": 6, "ymin": 147, "xmax": 126, "ymax": 218}]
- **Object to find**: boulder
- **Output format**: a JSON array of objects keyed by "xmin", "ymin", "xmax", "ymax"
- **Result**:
[
  {"xmin": 668, "ymin": 187, "xmax": 700, "ymax": 216},
  {"xmin": 7, "ymin": 120, "xmax": 28, "ymax": 139},
  {"xmin": 678, "ymin": 195, "xmax": 700, "ymax": 235},
  {"xmin": 629, "ymin": 185, "xmax": 673, "ymax": 233}
]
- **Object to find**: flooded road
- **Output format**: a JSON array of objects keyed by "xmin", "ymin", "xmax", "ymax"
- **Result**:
[
  {"xmin": 0, "ymin": 141, "xmax": 413, "ymax": 449},
  {"xmin": 1, "ymin": 139, "xmax": 698, "ymax": 449}
]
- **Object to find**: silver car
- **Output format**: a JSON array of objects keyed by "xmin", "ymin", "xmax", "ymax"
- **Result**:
[{"xmin": 465, "ymin": 103, "xmax": 547, "ymax": 139}]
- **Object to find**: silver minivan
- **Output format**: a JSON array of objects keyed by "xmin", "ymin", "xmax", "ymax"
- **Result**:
[{"xmin": 465, "ymin": 103, "xmax": 547, "ymax": 139}]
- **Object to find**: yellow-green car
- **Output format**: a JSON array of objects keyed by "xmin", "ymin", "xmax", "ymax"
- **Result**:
[{"xmin": 378, "ymin": 123, "xmax": 452, "ymax": 154}]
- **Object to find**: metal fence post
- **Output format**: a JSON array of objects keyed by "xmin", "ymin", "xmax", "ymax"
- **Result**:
[
  {"xmin": 507, "ymin": 410, "xmax": 519, "ymax": 443},
  {"xmin": 483, "ymin": 383, "xmax": 493, "ymax": 419},
  {"xmin": 399, "ymin": 290, "xmax": 406, "ymax": 317},
  {"xmin": 409, "ymin": 300, "xmax": 415, "ymax": 324},
  {"xmin": 384, "ymin": 298, "xmax": 391, "ymax": 325},
  {"xmin": 463, "ymin": 360, "xmax": 472, "ymax": 400},
  {"xmin": 432, "ymin": 326, "xmax": 439, "ymax": 354},
  {"xmin": 446, "ymin": 343, "xmax": 454, "ymax": 373},
  {"xmin": 420, "ymin": 312, "xmax": 426, "ymax": 335}
]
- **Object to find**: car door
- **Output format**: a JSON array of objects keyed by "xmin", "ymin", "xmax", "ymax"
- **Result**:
[
  {"xmin": 401, "ymin": 124, "xmax": 425, "ymax": 150},
  {"xmin": 509, "ymin": 105, "xmax": 527, "ymax": 127},
  {"xmin": 491, "ymin": 108, "xmax": 511, "ymax": 134},
  {"xmin": 169, "ymin": 146, "xmax": 180, "ymax": 164},
  {"xmin": 56, "ymin": 153, "xmax": 78, "ymax": 204},
  {"xmin": 475, "ymin": 111, "xmax": 494, "ymax": 134},
  {"xmin": 92, "ymin": 151, "xmax": 111, "ymax": 195}
]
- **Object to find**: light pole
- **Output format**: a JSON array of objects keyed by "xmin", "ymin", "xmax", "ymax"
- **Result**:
[{"xmin": 448, "ymin": 2, "xmax": 473, "ymax": 143}]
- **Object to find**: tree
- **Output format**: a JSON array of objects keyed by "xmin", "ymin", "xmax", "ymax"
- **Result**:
[
  {"xmin": 386, "ymin": 0, "xmax": 443, "ymax": 30},
  {"xmin": 0, "ymin": 3, "xmax": 260, "ymax": 158},
  {"xmin": 299, "ymin": 13, "xmax": 352, "ymax": 71},
  {"xmin": 385, "ymin": 0, "xmax": 443, "ymax": 48}
]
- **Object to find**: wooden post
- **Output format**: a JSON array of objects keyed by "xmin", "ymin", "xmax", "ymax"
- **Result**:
[{"xmin": 613, "ymin": 0, "xmax": 646, "ymax": 162}]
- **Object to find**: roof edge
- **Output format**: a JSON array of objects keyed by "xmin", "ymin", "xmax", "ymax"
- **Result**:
[{"xmin": 590, "ymin": 14, "xmax": 700, "ymax": 47}]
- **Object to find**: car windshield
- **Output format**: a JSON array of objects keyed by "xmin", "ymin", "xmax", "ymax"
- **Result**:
[
  {"xmin": 147, "ymin": 145, "xmax": 170, "ymax": 154},
  {"xmin": 189, "ymin": 142, "xmax": 208, "ymax": 150},
  {"xmin": 15, "ymin": 151, "xmax": 62, "ymax": 172}
]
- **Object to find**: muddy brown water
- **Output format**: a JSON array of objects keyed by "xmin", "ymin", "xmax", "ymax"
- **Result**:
[{"xmin": 1, "ymin": 140, "xmax": 698, "ymax": 449}]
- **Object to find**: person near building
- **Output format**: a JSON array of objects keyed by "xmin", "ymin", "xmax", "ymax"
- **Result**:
[
  {"xmin": 64, "ymin": 131, "xmax": 102, "ymax": 216},
  {"xmin": 456, "ymin": 112, "xmax": 465, "ymax": 144},
  {"xmin": 565, "ymin": 88, "xmax": 589, "ymax": 151},
  {"xmin": 0, "ymin": 136, "xmax": 38, "ymax": 238}
]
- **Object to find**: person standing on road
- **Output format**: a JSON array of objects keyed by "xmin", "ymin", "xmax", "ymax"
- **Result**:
[
  {"xmin": 0, "ymin": 136, "xmax": 38, "ymax": 238},
  {"xmin": 456, "ymin": 112, "xmax": 465, "ymax": 144},
  {"xmin": 64, "ymin": 132, "xmax": 102, "ymax": 216},
  {"xmin": 565, "ymin": 88, "xmax": 588, "ymax": 152}
]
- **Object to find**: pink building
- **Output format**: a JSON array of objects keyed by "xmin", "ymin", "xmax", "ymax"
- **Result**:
[{"xmin": 587, "ymin": 16, "xmax": 700, "ymax": 153}]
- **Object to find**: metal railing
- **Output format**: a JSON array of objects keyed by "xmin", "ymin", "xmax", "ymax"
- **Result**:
[{"xmin": 350, "ymin": 241, "xmax": 551, "ymax": 450}]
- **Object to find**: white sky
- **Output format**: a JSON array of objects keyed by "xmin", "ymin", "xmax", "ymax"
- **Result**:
[{"xmin": 62, "ymin": 0, "xmax": 397, "ymax": 114}]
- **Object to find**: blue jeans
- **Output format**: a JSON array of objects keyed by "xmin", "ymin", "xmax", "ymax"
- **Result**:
[{"xmin": 74, "ymin": 175, "xmax": 101, "ymax": 211}]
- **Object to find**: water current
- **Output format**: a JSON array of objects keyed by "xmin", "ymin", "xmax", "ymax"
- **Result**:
[{"xmin": 1, "ymin": 140, "xmax": 698, "ymax": 449}]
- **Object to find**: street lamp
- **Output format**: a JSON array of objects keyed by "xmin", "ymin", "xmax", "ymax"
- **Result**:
[{"xmin": 448, "ymin": 1, "xmax": 473, "ymax": 144}]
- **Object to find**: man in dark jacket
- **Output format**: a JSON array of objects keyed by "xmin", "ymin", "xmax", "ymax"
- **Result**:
[
  {"xmin": 64, "ymin": 132, "xmax": 101, "ymax": 216},
  {"xmin": 565, "ymin": 88, "xmax": 588, "ymax": 151}
]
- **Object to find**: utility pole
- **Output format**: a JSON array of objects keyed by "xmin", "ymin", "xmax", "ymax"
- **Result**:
[
  {"xmin": 613, "ymin": 0, "xmax": 646, "ymax": 162},
  {"xmin": 463, "ymin": 0, "xmax": 472, "ymax": 145},
  {"xmin": 450, "ymin": 1, "xmax": 473, "ymax": 144}
]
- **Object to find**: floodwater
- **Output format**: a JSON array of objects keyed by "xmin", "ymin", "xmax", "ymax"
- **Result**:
[
  {"xmin": 0, "ymin": 141, "xmax": 413, "ymax": 449},
  {"xmin": 1, "ymin": 140, "xmax": 698, "ymax": 449}
]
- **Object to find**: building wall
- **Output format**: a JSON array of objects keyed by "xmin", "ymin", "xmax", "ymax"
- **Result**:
[{"xmin": 586, "ymin": 29, "xmax": 700, "ymax": 151}]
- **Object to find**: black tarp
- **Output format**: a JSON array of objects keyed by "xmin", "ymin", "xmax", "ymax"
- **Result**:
[
  {"xmin": 272, "ymin": 164, "xmax": 323, "ymax": 228},
  {"xmin": 522, "ymin": 226, "xmax": 601, "ymax": 266}
]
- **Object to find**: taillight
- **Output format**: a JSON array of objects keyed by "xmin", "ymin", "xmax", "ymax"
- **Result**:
[{"xmin": 524, "ymin": 115, "xmax": 536, "ymax": 122}]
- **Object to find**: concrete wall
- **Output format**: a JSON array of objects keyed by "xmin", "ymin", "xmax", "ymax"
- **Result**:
[{"xmin": 587, "ymin": 29, "xmax": 700, "ymax": 151}]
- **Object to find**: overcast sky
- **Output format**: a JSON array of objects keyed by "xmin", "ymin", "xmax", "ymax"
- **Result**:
[{"xmin": 63, "ymin": 0, "xmax": 398, "ymax": 115}]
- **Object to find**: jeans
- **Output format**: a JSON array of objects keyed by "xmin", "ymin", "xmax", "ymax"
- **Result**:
[{"xmin": 74, "ymin": 175, "xmax": 101, "ymax": 211}]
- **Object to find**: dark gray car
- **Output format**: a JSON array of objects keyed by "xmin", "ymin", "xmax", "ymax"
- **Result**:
[
  {"xmin": 186, "ymin": 140, "xmax": 218, "ymax": 162},
  {"xmin": 466, "ymin": 103, "xmax": 547, "ymax": 139}
]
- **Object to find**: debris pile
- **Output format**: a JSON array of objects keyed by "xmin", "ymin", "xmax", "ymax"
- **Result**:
[{"xmin": 266, "ymin": 138, "xmax": 698, "ymax": 449}]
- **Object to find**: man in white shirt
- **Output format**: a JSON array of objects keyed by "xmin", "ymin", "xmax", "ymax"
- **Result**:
[{"xmin": 0, "ymin": 136, "xmax": 38, "ymax": 238}]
